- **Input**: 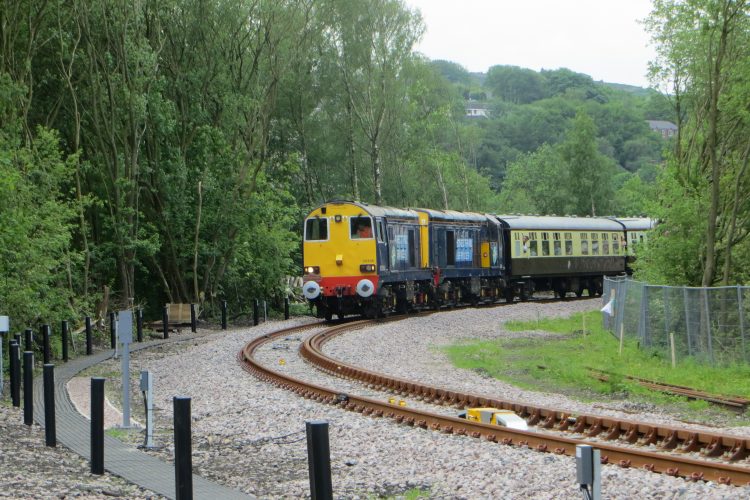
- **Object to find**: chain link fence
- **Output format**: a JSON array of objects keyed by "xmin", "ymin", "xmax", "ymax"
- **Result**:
[{"xmin": 602, "ymin": 277, "xmax": 750, "ymax": 366}]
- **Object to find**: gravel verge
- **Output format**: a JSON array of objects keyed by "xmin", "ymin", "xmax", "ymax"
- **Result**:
[{"xmin": 3, "ymin": 299, "xmax": 748, "ymax": 499}]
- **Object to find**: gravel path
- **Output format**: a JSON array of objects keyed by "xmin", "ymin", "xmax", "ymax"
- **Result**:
[{"xmin": 3, "ymin": 299, "xmax": 748, "ymax": 499}]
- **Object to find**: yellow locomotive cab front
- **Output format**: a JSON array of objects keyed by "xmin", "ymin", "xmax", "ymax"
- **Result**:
[{"xmin": 302, "ymin": 202, "xmax": 379, "ymax": 318}]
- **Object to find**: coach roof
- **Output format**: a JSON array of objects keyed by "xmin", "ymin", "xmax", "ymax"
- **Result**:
[{"xmin": 496, "ymin": 215, "xmax": 624, "ymax": 231}]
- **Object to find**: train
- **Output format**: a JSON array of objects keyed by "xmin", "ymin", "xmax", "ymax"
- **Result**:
[{"xmin": 301, "ymin": 200, "xmax": 652, "ymax": 320}]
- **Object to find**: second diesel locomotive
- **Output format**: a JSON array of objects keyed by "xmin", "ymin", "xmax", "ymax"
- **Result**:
[{"xmin": 301, "ymin": 201, "xmax": 652, "ymax": 320}]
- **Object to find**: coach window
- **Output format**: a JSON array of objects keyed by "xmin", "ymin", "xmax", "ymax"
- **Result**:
[
  {"xmin": 305, "ymin": 217, "xmax": 328, "ymax": 241},
  {"xmin": 602, "ymin": 233, "xmax": 609, "ymax": 255},
  {"xmin": 351, "ymin": 216, "xmax": 373, "ymax": 239},
  {"xmin": 553, "ymin": 233, "xmax": 562, "ymax": 256},
  {"xmin": 564, "ymin": 233, "xmax": 573, "ymax": 256},
  {"xmin": 591, "ymin": 233, "xmax": 599, "ymax": 255},
  {"xmin": 541, "ymin": 233, "xmax": 549, "ymax": 256},
  {"xmin": 612, "ymin": 233, "xmax": 619, "ymax": 254},
  {"xmin": 581, "ymin": 233, "xmax": 589, "ymax": 255}
]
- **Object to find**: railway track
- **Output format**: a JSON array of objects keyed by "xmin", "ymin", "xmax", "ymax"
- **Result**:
[
  {"xmin": 587, "ymin": 368, "xmax": 750, "ymax": 412},
  {"xmin": 239, "ymin": 317, "xmax": 750, "ymax": 486}
]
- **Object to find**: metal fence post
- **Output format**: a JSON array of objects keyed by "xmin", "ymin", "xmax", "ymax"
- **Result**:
[
  {"xmin": 221, "ymin": 300, "xmax": 227, "ymax": 330},
  {"xmin": 663, "ymin": 287, "xmax": 671, "ymax": 343},
  {"xmin": 163, "ymin": 306, "xmax": 169, "ymax": 339},
  {"xmin": 109, "ymin": 312, "xmax": 116, "ymax": 349},
  {"xmin": 23, "ymin": 352, "xmax": 33, "ymax": 426},
  {"xmin": 738, "ymin": 286, "xmax": 746, "ymax": 363},
  {"xmin": 683, "ymin": 287, "xmax": 693, "ymax": 356},
  {"xmin": 137, "ymin": 308, "xmax": 144, "ymax": 342},
  {"xmin": 174, "ymin": 396, "xmax": 193, "ymax": 500},
  {"xmin": 285, "ymin": 297, "xmax": 290, "ymax": 320},
  {"xmin": 91, "ymin": 377, "xmax": 105, "ymax": 474},
  {"xmin": 703, "ymin": 288, "xmax": 714, "ymax": 364},
  {"xmin": 638, "ymin": 286, "xmax": 647, "ymax": 347},
  {"xmin": 85, "ymin": 316, "xmax": 93, "ymax": 355},
  {"xmin": 43, "ymin": 364, "xmax": 56, "ymax": 447},
  {"xmin": 306, "ymin": 420, "xmax": 333, "ymax": 500},
  {"xmin": 61, "ymin": 320, "xmax": 69, "ymax": 362},
  {"xmin": 253, "ymin": 299, "xmax": 259, "ymax": 326}
]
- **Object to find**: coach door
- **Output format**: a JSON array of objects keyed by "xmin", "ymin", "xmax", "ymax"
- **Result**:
[{"xmin": 375, "ymin": 218, "xmax": 389, "ymax": 273}]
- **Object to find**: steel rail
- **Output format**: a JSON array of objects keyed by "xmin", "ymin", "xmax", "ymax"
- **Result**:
[{"xmin": 240, "ymin": 320, "xmax": 750, "ymax": 486}]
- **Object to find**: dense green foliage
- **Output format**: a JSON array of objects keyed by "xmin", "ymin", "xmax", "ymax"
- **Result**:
[
  {"xmin": 2, "ymin": 0, "xmax": 748, "ymax": 334},
  {"xmin": 637, "ymin": 0, "xmax": 750, "ymax": 286},
  {"xmin": 444, "ymin": 310, "xmax": 750, "ymax": 414}
]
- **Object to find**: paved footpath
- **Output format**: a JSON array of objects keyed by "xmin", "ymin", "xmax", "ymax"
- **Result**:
[{"xmin": 32, "ymin": 332, "xmax": 253, "ymax": 500}]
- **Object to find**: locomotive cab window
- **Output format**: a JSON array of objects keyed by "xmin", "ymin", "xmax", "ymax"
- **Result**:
[
  {"xmin": 377, "ymin": 220, "xmax": 385, "ymax": 242},
  {"xmin": 350, "ymin": 216, "xmax": 373, "ymax": 239},
  {"xmin": 305, "ymin": 218, "xmax": 328, "ymax": 241}
]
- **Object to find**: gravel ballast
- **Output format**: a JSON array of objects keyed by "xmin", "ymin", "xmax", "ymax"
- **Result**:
[{"xmin": 3, "ymin": 298, "xmax": 748, "ymax": 498}]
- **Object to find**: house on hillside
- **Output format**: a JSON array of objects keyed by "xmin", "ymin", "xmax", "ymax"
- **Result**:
[
  {"xmin": 465, "ymin": 102, "xmax": 489, "ymax": 118},
  {"xmin": 646, "ymin": 120, "xmax": 678, "ymax": 139}
]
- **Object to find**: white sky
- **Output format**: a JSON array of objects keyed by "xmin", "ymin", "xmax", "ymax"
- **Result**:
[{"xmin": 404, "ymin": 0, "xmax": 656, "ymax": 88}]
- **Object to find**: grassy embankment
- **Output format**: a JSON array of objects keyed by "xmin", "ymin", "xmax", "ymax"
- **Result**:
[{"xmin": 443, "ymin": 310, "xmax": 750, "ymax": 415}]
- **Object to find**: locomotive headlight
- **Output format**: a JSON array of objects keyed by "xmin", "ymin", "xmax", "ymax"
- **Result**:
[
  {"xmin": 303, "ymin": 281, "xmax": 321, "ymax": 300},
  {"xmin": 304, "ymin": 266, "xmax": 320, "ymax": 274},
  {"xmin": 359, "ymin": 264, "xmax": 376, "ymax": 273},
  {"xmin": 356, "ymin": 279, "xmax": 374, "ymax": 297}
]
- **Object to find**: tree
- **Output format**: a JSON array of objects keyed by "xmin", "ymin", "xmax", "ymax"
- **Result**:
[
  {"xmin": 559, "ymin": 112, "xmax": 615, "ymax": 216},
  {"xmin": 485, "ymin": 65, "xmax": 547, "ymax": 104},
  {"xmin": 498, "ymin": 144, "xmax": 570, "ymax": 215},
  {"xmin": 646, "ymin": 0, "xmax": 750, "ymax": 285}
]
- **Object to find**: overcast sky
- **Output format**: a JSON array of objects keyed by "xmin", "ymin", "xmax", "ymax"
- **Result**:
[{"xmin": 403, "ymin": 0, "xmax": 656, "ymax": 88}]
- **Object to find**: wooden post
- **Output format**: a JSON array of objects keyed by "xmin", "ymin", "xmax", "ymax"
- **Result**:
[{"xmin": 670, "ymin": 332, "xmax": 676, "ymax": 368}]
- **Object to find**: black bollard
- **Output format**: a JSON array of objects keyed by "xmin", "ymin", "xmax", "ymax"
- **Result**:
[
  {"xmin": 109, "ymin": 312, "xmax": 116, "ymax": 349},
  {"xmin": 190, "ymin": 303, "xmax": 197, "ymax": 333},
  {"xmin": 10, "ymin": 341, "xmax": 20, "ymax": 407},
  {"xmin": 306, "ymin": 420, "xmax": 333, "ymax": 500},
  {"xmin": 61, "ymin": 320, "xmax": 69, "ymax": 362},
  {"xmin": 42, "ymin": 324, "xmax": 51, "ymax": 363},
  {"xmin": 85, "ymin": 316, "xmax": 92, "ymax": 355},
  {"xmin": 24, "ymin": 328, "xmax": 32, "ymax": 352},
  {"xmin": 43, "ymin": 364, "xmax": 56, "ymax": 447},
  {"xmin": 253, "ymin": 299, "xmax": 259, "ymax": 326},
  {"xmin": 91, "ymin": 377, "xmax": 105, "ymax": 474},
  {"xmin": 24, "ymin": 328, "xmax": 34, "ymax": 351},
  {"xmin": 221, "ymin": 300, "xmax": 227, "ymax": 330},
  {"xmin": 23, "ymin": 352, "xmax": 33, "ymax": 426},
  {"xmin": 284, "ymin": 297, "xmax": 290, "ymax": 320},
  {"xmin": 14, "ymin": 333, "xmax": 21, "ymax": 347},
  {"xmin": 162, "ymin": 306, "xmax": 169, "ymax": 339},
  {"xmin": 136, "ymin": 309, "xmax": 143, "ymax": 342},
  {"xmin": 174, "ymin": 397, "xmax": 193, "ymax": 500}
]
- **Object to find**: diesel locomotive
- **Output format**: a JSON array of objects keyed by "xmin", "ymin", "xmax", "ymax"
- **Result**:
[{"xmin": 301, "ymin": 201, "xmax": 652, "ymax": 320}]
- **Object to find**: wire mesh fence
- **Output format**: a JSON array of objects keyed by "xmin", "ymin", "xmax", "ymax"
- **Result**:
[{"xmin": 602, "ymin": 277, "xmax": 750, "ymax": 366}]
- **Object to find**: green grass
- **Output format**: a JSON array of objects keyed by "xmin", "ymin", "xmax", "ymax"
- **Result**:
[{"xmin": 444, "ymin": 310, "xmax": 750, "ymax": 407}]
